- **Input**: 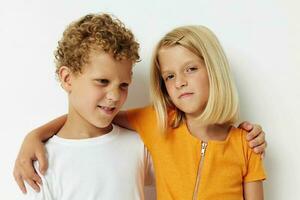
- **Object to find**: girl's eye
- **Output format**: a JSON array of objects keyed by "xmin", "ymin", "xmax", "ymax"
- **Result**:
[
  {"xmin": 120, "ymin": 83, "xmax": 129, "ymax": 90},
  {"xmin": 186, "ymin": 66, "xmax": 198, "ymax": 72},
  {"xmin": 165, "ymin": 74, "xmax": 175, "ymax": 81},
  {"xmin": 97, "ymin": 79, "xmax": 109, "ymax": 85}
]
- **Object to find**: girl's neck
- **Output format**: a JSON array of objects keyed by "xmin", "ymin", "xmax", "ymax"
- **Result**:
[{"xmin": 185, "ymin": 115, "xmax": 230, "ymax": 142}]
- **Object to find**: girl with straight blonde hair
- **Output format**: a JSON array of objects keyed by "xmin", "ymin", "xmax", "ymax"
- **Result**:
[
  {"xmin": 145, "ymin": 25, "xmax": 265, "ymax": 199},
  {"xmin": 151, "ymin": 25, "xmax": 239, "ymax": 133},
  {"xmin": 14, "ymin": 25, "xmax": 266, "ymax": 200}
]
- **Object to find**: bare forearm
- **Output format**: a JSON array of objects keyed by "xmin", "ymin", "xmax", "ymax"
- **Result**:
[
  {"xmin": 32, "ymin": 115, "xmax": 67, "ymax": 141},
  {"xmin": 113, "ymin": 111, "xmax": 134, "ymax": 130},
  {"xmin": 244, "ymin": 181, "xmax": 264, "ymax": 200}
]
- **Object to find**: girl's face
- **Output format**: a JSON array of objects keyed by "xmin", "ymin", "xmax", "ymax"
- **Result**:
[{"xmin": 158, "ymin": 45, "xmax": 209, "ymax": 119}]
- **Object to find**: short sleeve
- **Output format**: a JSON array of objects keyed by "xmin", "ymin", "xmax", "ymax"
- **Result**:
[
  {"xmin": 125, "ymin": 106, "xmax": 159, "ymax": 149},
  {"xmin": 242, "ymin": 132, "xmax": 267, "ymax": 183},
  {"xmin": 126, "ymin": 106, "xmax": 155, "ymax": 131}
]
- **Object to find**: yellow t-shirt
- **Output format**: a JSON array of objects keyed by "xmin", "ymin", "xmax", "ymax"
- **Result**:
[{"xmin": 127, "ymin": 106, "xmax": 266, "ymax": 200}]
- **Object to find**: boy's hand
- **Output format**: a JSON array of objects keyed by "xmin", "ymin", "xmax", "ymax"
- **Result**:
[
  {"xmin": 238, "ymin": 121, "xmax": 267, "ymax": 157},
  {"xmin": 13, "ymin": 132, "xmax": 48, "ymax": 194}
]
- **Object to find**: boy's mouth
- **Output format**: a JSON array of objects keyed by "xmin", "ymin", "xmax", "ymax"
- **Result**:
[{"xmin": 97, "ymin": 106, "xmax": 116, "ymax": 115}]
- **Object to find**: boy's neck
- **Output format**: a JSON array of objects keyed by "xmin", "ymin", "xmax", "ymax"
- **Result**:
[
  {"xmin": 56, "ymin": 110, "xmax": 113, "ymax": 140},
  {"xmin": 186, "ymin": 116, "xmax": 231, "ymax": 142}
]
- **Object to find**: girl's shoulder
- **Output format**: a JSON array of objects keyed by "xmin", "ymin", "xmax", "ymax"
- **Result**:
[
  {"xmin": 227, "ymin": 126, "xmax": 249, "ymax": 146},
  {"xmin": 227, "ymin": 126, "xmax": 256, "ymax": 159}
]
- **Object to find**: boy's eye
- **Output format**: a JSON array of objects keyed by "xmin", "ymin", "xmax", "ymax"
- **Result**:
[
  {"xmin": 120, "ymin": 83, "xmax": 129, "ymax": 90},
  {"xmin": 97, "ymin": 79, "xmax": 109, "ymax": 85},
  {"xmin": 165, "ymin": 74, "xmax": 175, "ymax": 81}
]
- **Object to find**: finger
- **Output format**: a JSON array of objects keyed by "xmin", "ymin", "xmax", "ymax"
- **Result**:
[
  {"xmin": 246, "ymin": 124, "xmax": 262, "ymax": 141},
  {"xmin": 36, "ymin": 151, "xmax": 48, "ymax": 175},
  {"xmin": 32, "ymin": 173, "xmax": 43, "ymax": 185},
  {"xmin": 249, "ymin": 133, "xmax": 265, "ymax": 149},
  {"xmin": 13, "ymin": 172, "xmax": 27, "ymax": 194},
  {"xmin": 250, "ymin": 131, "xmax": 265, "ymax": 147},
  {"xmin": 249, "ymin": 136, "xmax": 264, "ymax": 149},
  {"xmin": 238, "ymin": 121, "xmax": 253, "ymax": 131},
  {"xmin": 20, "ymin": 159, "xmax": 41, "ymax": 181},
  {"xmin": 253, "ymin": 142, "xmax": 267, "ymax": 154},
  {"xmin": 24, "ymin": 178, "xmax": 41, "ymax": 192}
]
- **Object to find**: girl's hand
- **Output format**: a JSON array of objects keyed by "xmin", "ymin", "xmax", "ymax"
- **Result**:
[
  {"xmin": 238, "ymin": 121, "xmax": 267, "ymax": 158},
  {"xmin": 13, "ymin": 132, "xmax": 48, "ymax": 194}
]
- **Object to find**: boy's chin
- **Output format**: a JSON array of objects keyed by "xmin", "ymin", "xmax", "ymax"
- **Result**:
[{"xmin": 93, "ymin": 120, "xmax": 114, "ymax": 129}]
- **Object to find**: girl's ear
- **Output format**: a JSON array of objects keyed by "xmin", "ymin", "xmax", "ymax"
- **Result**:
[{"xmin": 58, "ymin": 66, "xmax": 73, "ymax": 93}]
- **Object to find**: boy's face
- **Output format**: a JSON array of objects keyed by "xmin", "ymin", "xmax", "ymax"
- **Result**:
[{"xmin": 67, "ymin": 51, "xmax": 132, "ymax": 128}]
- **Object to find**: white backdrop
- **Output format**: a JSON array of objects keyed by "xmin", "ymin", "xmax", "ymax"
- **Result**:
[{"xmin": 1, "ymin": 0, "xmax": 299, "ymax": 199}]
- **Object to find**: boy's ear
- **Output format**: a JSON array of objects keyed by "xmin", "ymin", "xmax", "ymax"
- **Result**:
[{"xmin": 58, "ymin": 66, "xmax": 73, "ymax": 93}]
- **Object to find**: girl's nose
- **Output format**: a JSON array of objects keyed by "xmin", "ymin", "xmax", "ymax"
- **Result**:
[{"xmin": 175, "ymin": 76, "xmax": 187, "ymax": 89}]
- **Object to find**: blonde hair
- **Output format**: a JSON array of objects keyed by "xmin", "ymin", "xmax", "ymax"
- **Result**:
[
  {"xmin": 54, "ymin": 13, "xmax": 139, "ymax": 76},
  {"xmin": 150, "ymin": 25, "xmax": 239, "ymax": 133}
]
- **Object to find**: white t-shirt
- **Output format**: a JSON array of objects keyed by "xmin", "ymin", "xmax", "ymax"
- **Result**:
[{"xmin": 25, "ymin": 124, "xmax": 154, "ymax": 200}]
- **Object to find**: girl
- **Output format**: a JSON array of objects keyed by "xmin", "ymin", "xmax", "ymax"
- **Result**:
[{"xmin": 14, "ymin": 25, "xmax": 266, "ymax": 199}]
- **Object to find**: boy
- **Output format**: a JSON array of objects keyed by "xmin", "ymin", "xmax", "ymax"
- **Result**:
[{"xmin": 24, "ymin": 13, "xmax": 153, "ymax": 200}]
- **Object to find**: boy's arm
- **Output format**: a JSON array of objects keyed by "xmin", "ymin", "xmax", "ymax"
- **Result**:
[
  {"xmin": 238, "ymin": 122, "xmax": 267, "ymax": 156},
  {"xmin": 243, "ymin": 181, "xmax": 264, "ymax": 200},
  {"xmin": 13, "ymin": 115, "xmax": 67, "ymax": 194}
]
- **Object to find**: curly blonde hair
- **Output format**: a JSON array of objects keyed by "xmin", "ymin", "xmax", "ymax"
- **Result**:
[{"xmin": 54, "ymin": 13, "xmax": 140, "ymax": 75}]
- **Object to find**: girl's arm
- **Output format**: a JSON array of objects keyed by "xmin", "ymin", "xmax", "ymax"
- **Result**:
[
  {"xmin": 244, "ymin": 181, "xmax": 264, "ymax": 200},
  {"xmin": 13, "ymin": 115, "xmax": 67, "ymax": 194},
  {"xmin": 13, "ymin": 112, "xmax": 266, "ymax": 193},
  {"xmin": 113, "ymin": 112, "xmax": 267, "ymax": 155},
  {"xmin": 13, "ymin": 112, "xmax": 131, "ymax": 193},
  {"xmin": 112, "ymin": 111, "xmax": 135, "ymax": 130}
]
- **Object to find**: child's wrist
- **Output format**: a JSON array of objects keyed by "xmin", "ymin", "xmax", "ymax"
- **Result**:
[{"xmin": 27, "ymin": 130, "xmax": 44, "ymax": 142}]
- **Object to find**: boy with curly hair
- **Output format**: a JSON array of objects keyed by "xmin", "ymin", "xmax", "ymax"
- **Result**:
[{"xmin": 24, "ymin": 13, "xmax": 153, "ymax": 200}]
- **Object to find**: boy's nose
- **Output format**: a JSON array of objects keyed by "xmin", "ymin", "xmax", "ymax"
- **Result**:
[{"xmin": 106, "ymin": 89, "xmax": 120, "ymax": 102}]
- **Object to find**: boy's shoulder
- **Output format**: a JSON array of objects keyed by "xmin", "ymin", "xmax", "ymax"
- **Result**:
[
  {"xmin": 116, "ymin": 124, "xmax": 139, "ymax": 134},
  {"xmin": 44, "ymin": 125, "xmax": 142, "ymax": 147},
  {"xmin": 114, "ymin": 124, "xmax": 142, "ymax": 142}
]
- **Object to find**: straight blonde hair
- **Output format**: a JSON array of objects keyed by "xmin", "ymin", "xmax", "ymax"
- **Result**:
[{"xmin": 150, "ymin": 25, "xmax": 239, "ymax": 133}]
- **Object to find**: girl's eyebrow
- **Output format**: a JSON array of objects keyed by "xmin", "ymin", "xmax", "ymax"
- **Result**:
[
  {"xmin": 161, "ymin": 70, "xmax": 172, "ymax": 77},
  {"xmin": 161, "ymin": 60, "xmax": 198, "ymax": 74}
]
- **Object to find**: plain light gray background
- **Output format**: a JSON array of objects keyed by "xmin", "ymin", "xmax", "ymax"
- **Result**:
[{"xmin": 1, "ymin": 0, "xmax": 299, "ymax": 199}]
